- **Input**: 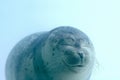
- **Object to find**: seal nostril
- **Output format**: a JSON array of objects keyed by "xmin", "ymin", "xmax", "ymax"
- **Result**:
[
  {"xmin": 78, "ymin": 52, "xmax": 85, "ymax": 64},
  {"xmin": 78, "ymin": 53, "xmax": 84, "ymax": 59}
]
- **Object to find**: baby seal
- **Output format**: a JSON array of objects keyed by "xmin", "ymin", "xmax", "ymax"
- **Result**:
[{"xmin": 6, "ymin": 26, "xmax": 95, "ymax": 80}]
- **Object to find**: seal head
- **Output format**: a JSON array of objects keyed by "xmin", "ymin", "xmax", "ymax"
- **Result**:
[{"xmin": 41, "ymin": 27, "xmax": 95, "ymax": 80}]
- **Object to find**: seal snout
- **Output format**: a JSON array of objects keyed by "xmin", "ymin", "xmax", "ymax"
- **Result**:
[{"xmin": 63, "ymin": 48, "xmax": 86, "ymax": 67}]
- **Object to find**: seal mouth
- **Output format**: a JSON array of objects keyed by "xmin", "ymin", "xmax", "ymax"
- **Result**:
[
  {"xmin": 63, "ymin": 59, "xmax": 84, "ymax": 67},
  {"xmin": 62, "ymin": 59, "xmax": 85, "ymax": 73},
  {"xmin": 71, "ymin": 65, "xmax": 84, "ymax": 67}
]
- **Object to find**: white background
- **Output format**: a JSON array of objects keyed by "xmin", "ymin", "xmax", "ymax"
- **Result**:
[{"xmin": 0, "ymin": 0, "xmax": 120, "ymax": 80}]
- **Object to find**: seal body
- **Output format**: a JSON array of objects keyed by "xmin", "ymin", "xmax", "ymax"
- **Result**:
[{"xmin": 6, "ymin": 26, "xmax": 95, "ymax": 80}]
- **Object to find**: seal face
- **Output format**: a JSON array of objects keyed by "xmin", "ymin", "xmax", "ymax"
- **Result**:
[
  {"xmin": 42, "ymin": 27, "xmax": 95, "ymax": 80},
  {"xmin": 6, "ymin": 26, "xmax": 95, "ymax": 80}
]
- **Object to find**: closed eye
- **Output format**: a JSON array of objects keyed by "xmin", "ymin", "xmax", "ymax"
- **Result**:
[{"xmin": 59, "ymin": 38, "xmax": 75, "ymax": 46}]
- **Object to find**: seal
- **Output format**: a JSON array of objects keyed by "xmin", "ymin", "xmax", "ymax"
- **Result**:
[{"xmin": 5, "ymin": 26, "xmax": 95, "ymax": 80}]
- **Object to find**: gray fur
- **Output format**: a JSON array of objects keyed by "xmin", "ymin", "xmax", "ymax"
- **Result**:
[{"xmin": 6, "ymin": 26, "xmax": 95, "ymax": 80}]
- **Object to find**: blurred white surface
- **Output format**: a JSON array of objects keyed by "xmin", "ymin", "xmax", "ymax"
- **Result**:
[{"xmin": 0, "ymin": 0, "xmax": 120, "ymax": 80}]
